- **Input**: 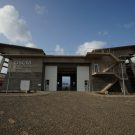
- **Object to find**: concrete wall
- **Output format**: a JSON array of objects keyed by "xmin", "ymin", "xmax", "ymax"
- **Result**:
[
  {"xmin": 45, "ymin": 66, "xmax": 57, "ymax": 91},
  {"xmin": 77, "ymin": 66, "xmax": 89, "ymax": 91}
]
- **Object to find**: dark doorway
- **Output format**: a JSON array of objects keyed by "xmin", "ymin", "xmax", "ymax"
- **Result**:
[
  {"xmin": 57, "ymin": 66, "xmax": 77, "ymax": 91},
  {"xmin": 125, "ymin": 64, "xmax": 135, "ymax": 93}
]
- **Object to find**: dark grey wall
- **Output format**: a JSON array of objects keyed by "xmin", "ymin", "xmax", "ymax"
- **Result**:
[{"xmin": 0, "ymin": 57, "xmax": 43, "ymax": 91}]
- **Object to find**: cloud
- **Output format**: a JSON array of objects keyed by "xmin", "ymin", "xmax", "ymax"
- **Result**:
[
  {"xmin": 123, "ymin": 22, "xmax": 135, "ymax": 29},
  {"xmin": 0, "ymin": 5, "xmax": 32, "ymax": 43},
  {"xmin": 25, "ymin": 42, "xmax": 36, "ymax": 48},
  {"xmin": 118, "ymin": 22, "xmax": 135, "ymax": 29},
  {"xmin": 0, "ymin": 5, "xmax": 36, "ymax": 48},
  {"xmin": 35, "ymin": 4, "xmax": 46, "ymax": 15},
  {"xmin": 76, "ymin": 41, "xmax": 107, "ymax": 55},
  {"xmin": 98, "ymin": 31, "xmax": 109, "ymax": 36},
  {"xmin": 55, "ymin": 45, "xmax": 65, "ymax": 55}
]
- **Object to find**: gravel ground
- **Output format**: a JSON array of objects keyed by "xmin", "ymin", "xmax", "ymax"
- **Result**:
[{"xmin": 0, "ymin": 92, "xmax": 135, "ymax": 135}]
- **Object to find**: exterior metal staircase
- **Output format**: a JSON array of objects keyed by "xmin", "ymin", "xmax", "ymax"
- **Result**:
[
  {"xmin": 92, "ymin": 53, "xmax": 128, "ymax": 94},
  {"xmin": 102, "ymin": 63, "xmax": 117, "ymax": 72},
  {"xmin": 0, "ymin": 56, "xmax": 9, "ymax": 73},
  {"xmin": 0, "ymin": 55, "xmax": 9, "ymax": 88},
  {"xmin": 99, "ymin": 79, "xmax": 118, "ymax": 94}
]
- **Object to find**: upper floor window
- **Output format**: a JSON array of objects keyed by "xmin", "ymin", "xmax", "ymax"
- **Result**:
[{"xmin": 93, "ymin": 64, "xmax": 100, "ymax": 73}]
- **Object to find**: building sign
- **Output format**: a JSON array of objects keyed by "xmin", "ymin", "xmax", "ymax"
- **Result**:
[
  {"xmin": 13, "ymin": 60, "xmax": 32, "ymax": 72},
  {"xmin": 14, "ymin": 60, "xmax": 31, "ymax": 65}
]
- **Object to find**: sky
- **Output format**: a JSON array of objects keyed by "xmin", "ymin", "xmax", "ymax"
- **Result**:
[{"xmin": 0, "ymin": 0, "xmax": 135, "ymax": 55}]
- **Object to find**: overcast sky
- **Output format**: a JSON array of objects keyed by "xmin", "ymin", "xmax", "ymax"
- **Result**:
[{"xmin": 0, "ymin": 0, "xmax": 135, "ymax": 55}]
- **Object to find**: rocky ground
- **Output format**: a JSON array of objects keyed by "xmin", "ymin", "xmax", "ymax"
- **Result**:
[{"xmin": 0, "ymin": 92, "xmax": 135, "ymax": 135}]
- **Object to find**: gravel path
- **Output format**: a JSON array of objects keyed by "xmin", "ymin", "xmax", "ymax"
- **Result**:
[{"xmin": 0, "ymin": 92, "xmax": 135, "ymax": 135}]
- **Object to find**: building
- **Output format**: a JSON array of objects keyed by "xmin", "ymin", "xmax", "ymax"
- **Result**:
[{"xmin": 0, "ymin": 43, "xmax": 135, "ymax": 93}]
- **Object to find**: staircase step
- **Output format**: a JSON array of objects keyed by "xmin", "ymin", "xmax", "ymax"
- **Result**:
[{"xmin": 100, "ymin": 80, "xmax": 118, "ymax": 94}]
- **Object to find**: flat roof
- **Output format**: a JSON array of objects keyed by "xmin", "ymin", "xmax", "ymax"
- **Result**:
[
  {"xmin": 2, "ymin": 54, "xmax": 45, "ymax": 58},
  {"xmin": 1, "ymin": 43, "xmax": 135, "ymax": 57},
  {"xmin": 46, "ymin": 55, "xmax": 86, "ymax": 58},
  {"xmin": 0, "ymin": 42, "xmax": 45, "ymax": 54},
  {"xmin": 93, "ymin": 45, "xmax": 135, "ymax": 52}
]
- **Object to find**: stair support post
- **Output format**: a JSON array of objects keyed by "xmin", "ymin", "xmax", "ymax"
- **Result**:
[
  {"xmin": 6, "ymin": 59, "xmax": 11, "ymax": 93},
  {"xmin": 121, "ymin": 62, "xmax": 126, "ymax": 96}
]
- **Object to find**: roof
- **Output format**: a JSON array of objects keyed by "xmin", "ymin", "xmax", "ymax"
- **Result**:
[
  {"xmin": 93, "ymin": 45, "xmax": 135, "ymax": 52},
  {"xmin": 2, "ymin": 54, "xmax": 45, "ymax": 58},
  {"xmin": 0, "ymin": 42, "xmax": 45, "ymax": 54},
  {"xmin": 46, "ymin": 55, "xmax": 86, "ymax": 58}
]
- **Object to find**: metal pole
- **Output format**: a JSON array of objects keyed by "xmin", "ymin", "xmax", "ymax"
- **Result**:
[
  {"xmin": 121, "ymin": 63, "xmax": 125, "ymax": 96},
  {"xmin": 89, "ymin": 64, "xmax": 91, "ymax": 92},
  {"xmin": 6, "ymin": 59, "xmax": 11, "ymax": 94}
]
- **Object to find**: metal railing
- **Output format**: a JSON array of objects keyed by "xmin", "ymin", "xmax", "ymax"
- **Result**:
[{"xmin": 92, "ymin": 63, "xmax": 128, "ymax": 80}]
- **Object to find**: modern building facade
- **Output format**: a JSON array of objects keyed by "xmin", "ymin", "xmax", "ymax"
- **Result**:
[{"xmin": 0, "ymin": 43, "xmax": 135, "ymax": 93}]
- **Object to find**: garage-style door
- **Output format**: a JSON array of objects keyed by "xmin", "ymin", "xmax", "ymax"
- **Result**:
[
  {"xmin": 45, "ymin": 66, "xmax": 57, "ymax": 91},
  {"xmin": 77, "ymin": 66, "xmax": 90, "ymax": 91}
]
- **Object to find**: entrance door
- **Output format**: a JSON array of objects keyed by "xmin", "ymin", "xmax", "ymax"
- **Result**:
[
  {"xmin": 77, "ymin": 66, "xmax": 90, "ymax": 91},
  {"xmin": 57, "ymin": 66, "xmax": 77, "ymax": 91},
  {"xmin": 45, "ymin": 66, "xmax": 57, "ymax": 91},
  {"xmin": 62, "ymin": 76, "xmax": 70, "ymax": 90}
]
